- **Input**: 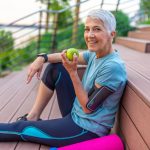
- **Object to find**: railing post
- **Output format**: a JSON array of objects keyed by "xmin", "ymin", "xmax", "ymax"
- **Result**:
[
  {"xmin": 100, "ymin": 0, "xmax": 104, "ymax": 8},
  {"xmin": 72, "ymin": 0, "xmax": 80, "ymax": 45},
  {"xmin": 116, "ymin": 0, "xmax": 120, "ymax": 12},
  {"xmin": 0, "ymin": 60, "xmax": 2, "ymax": 75},
  {"xmin": 37, "ymin": 10, "xmax": 43, "ymax": 54},
  {"xmin": 51, "ymin": 13, "xmax": 58, "ymax": 53},
  {"xmin": 45, "ymin": 1, "xmax": 51, "ymax": 32}
]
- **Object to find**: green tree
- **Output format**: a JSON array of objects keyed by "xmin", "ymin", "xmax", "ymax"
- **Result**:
[
  {"xmin": 36, "ymin": 0, "xmax": 73, "ymax": 28},
  {"xmin": 140, "ymin": 0, "xmax": 150, "ymax": 19},
  {"xmin": 113, "ymin": 11, "xmax": 132, "ymax": 36},
  {"xmin": 0, "ymin": 30, "xmax": 14, "ymax": 53}
]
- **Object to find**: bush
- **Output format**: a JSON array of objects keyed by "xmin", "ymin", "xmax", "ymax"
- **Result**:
[
  {"xmin": 0, "ymin": 23, "xmax": 86, "ymax": 73},
  {"xmin": 0, "ymin": 30, "xmax": 14, "ymax": 53},
  {"xmin": 113, "ymin": 11, "xmax": 133, "ymax": 36},
  {"xmin": 0, "ymin": 42, "xmax": 37, "ymax": 72},
  {"xmin": 0, "ymin": 50, "xmax": 11, "ymax": 71},
  {"xmin": 139, "ymin": 19, "xmax": 150, "ymax": 25}
]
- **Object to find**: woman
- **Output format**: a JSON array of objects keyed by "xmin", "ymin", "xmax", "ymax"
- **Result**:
[{"xmin": 0, "ymin": 9, "xmax": 127, "ymax": 147}]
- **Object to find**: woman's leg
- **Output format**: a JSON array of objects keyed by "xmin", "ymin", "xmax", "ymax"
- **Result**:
[
  {"xmin": 27, "ymin": 81, "xmax": 54, "ymax": 121},
  {"xmin": 0, "ymin": 63, "xmax": 91, "ymax": 146},
  {"xmin": 26, "ymin": 62, "xmax": 75, "ymax": 120},
  {"xmin": 0, "ymin": 114, "xmax": 98, "ymax": 147},
  {"xmin": 41, "ymin": 63, "xmax": 76, "ymax": 117}
]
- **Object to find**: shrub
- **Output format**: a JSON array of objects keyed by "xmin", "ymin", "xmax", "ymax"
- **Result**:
[
  {"xmin": 139, "ymin": 19, "xmax": 150, "ymax": 25},
  {"xmin": 113, "ymin": 11, "xmax": 133, "ymax": 36},
  {"xmin": 0, "ymin": 30, "xmax": 14, "ymax": 53}
]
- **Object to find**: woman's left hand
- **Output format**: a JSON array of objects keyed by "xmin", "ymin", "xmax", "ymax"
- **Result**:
[{"xmin": 61, "ymin": 50, "xmax": 78, "ymax": 75}]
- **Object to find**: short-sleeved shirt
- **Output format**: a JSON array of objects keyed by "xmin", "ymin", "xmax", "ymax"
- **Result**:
[{"xmin": 71, "ymin": 50, "xmax": 127, "ymax": 136}]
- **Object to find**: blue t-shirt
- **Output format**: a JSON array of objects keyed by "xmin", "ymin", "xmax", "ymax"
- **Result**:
[{"xmin": 71, "ymin": 50, "xmax": 127, "ymax": 136}]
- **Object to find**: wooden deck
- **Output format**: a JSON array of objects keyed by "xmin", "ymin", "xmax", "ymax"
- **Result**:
[
  {"xmin": 0, "ymin": 44, "xmax": 150, "ymax": 150},
  {"xmin": 0, "ymin": 65, "xmax": 62, "ymax": 150},
  {"xmin": 113, "ymin": 44, "xmax": 150, "ymax": 150}
]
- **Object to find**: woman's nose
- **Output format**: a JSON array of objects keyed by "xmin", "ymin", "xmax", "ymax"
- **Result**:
[{"xmin": 88, "ymin": 30, "xmax": 95, "ymax": 37}]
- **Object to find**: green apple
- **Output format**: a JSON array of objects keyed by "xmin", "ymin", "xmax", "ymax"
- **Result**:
[{"xmin": 66, "ymin": 48, "xmax": 79, "ymax": 61}]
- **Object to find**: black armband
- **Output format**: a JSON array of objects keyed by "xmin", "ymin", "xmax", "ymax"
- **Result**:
[{"xmin": 86, "ymin": 86, "xmax": 114, "ymax": 112}]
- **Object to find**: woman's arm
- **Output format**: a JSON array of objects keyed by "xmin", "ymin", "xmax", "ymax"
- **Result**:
[
  {"xmin": 26, "ymin": 51, "xmax": 87, "ymax": 84},
  {"xmin": 27, "ymin": 53, "xmax": 62, "ymax": 83},
  {"xmin": 61, "ymin": 51, "xmax": 91, "ymax": 113},
  {"xmin": 78, "ymin": 52, "xmax": 87, "ymax": 65}
]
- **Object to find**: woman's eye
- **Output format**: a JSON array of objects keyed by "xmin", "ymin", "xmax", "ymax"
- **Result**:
[
  {"xmin": 94, "ymin": 28, "xmax": 101, "ymax": 31},
  {"xmin": 84, "ymin": 28, "xmax": 89, "ymax": 32}
]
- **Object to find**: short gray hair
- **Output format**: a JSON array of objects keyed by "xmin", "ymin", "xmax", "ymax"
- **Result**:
[{"xmin": 87, "ymin": 9, "xmax": 116, "ymax": 32}]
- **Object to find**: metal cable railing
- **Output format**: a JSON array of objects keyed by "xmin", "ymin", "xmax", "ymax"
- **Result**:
[{"xmin": 0, "ymin": 0, "xmax": 147, "ymax": 75}]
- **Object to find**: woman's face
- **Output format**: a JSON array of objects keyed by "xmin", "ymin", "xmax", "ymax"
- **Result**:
[{"xmin": 84, "ymin": 17, "xmax": 115, "ymax": 57}]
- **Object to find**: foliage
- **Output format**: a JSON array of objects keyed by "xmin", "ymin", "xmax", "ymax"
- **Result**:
[
  {"xmin": 39, "ymin": 32, "xmax": 52, "ymax": 53},
  {"xmin": 0, "ymin": 9, "xmax": 85, "ymax": 73},
  {"xmin": 0, "ymin": 30, "xmax": 14, "ymax": 53},
  {"xmin": 39, "ymin": 23, "xmax": 86, "ymax": 52},
  {"xmin": 139, "ymin": 19, "xmax": 150, "ymax": 25},
  {"xmin": 76, "ymin": 24, "xmax": 86, "ymax": 49},
  {"xmin": 0, "ymin": 41, "xmax": 37, "ymax": 72},
  {"xmin": 140, "ymin": 0, "xmax": 150, "ymax": 19},
  {"xmin": 113, "ymin": 10, "xmax": 133, "ymax": 36},
  {"xmin": 37, "ymin": 0, "xmax": 73, "ymax": 28}
]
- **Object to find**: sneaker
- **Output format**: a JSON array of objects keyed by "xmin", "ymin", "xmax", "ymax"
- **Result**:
[
  {"xmin": 16, "ymin": 114, "xmax": 42, "ymax": 121},
  {"xmin": 17, "ymin": 113, "xmax": 28, "ymax": 121}
]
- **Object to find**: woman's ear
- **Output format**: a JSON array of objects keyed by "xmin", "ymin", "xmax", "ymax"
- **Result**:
[{"xmin": 111, "ymin": 31, "xmax": 116, "ymax": 38}]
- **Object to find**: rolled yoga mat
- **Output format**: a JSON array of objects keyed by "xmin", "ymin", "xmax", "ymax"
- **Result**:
[{"xmin": 50, "ymin": 134, "xmax": 124, "ymax": 150}]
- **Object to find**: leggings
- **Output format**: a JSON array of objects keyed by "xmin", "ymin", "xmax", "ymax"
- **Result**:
[{"xmin": 0, "ymin": 63, "xmax": 98, "ymax": 147}]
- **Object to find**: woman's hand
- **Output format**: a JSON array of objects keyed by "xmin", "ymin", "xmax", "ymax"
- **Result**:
[
  {"xmin": 61, "ymin": 50, "xmax": 78, "ymax": 75},
  {"xmin": 26, "ymin": 57, "xmax": 45, "ymax": 84}
]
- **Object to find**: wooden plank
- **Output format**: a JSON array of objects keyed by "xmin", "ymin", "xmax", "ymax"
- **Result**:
[
  {"xmin": 0, "ymin": 142, "xmax": 17, "ymax": 150},
  {"xmin": 126, "ymin": 68, "xmax": 150, "ymax": 107},
  {"xmin": 119, "ymin": 106, "xmax": 149, "ymax": 150},
  {"xmin": 121, "ymin": 85, "xmax": 150, "ymax": 148},
  {"xmin": 15, "ymin": 142, "xmax": 39, "ymax": 150},
  {"xmin": 128, "ymin": 31, "xmax": 150, "ymax": 41},
  {"xmin": 113, "ymin": 44, "xmax": 150, "ymax": 105},
  {"xmin": 0, "ymin": 72, "xmax": 40, "ymax": 149},
  {"xmin": 126, "ymin": 62, "xmax": 150, "ymax": 80},
  {"xmin": 0, "ymin": 79, "xmax": 24, "ymax": 111},
  {"xmin": 0, "ymin": 77, "xmax": 39, "ymax": 123},
  {"xmin": 0, "ymin": 72, "xmax": 17, "ymax": 85},
  {"xmin": 116, "ymin": 37, "xmax": 150, "ymax": 53},
  {"xmin": 113, "ymin": 44, "xmax": 150, "ymax": 68},
  {"xmin": 116, "ymin": 127, "xmax": 130, "ymax": 150},
  {"xmin": 137, "ymin": 26, "xmax": 150, "ymax": 32},
  {"xmin": 0, "ymin": 68, "xmax": 27, "ymax": 95},
  {"xmin": 40, "ymin": 145, "xmax": 49, "ymax": 150},
  {"xmin": 10, "ymin": 83, "xmax": 40, "ymax": 122}
]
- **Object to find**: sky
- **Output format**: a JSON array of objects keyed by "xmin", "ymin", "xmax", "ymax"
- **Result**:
[
  {"xmin": 0, "ymin": 0, "xmax": 140, "ymax": 24},
  {"xmin": 0, "ymin": 0, "xmax": 42, "ymax": 24}
]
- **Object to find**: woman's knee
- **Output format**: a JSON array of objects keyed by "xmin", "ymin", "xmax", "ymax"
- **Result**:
[{"xmin": 41, "ymin": 63, "xmax": 64, "ymax": 90}]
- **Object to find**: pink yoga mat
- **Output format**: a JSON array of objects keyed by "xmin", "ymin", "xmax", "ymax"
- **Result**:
[{"xmin": 50, "ymin": 134, "xmax": 124, "ymax": 150}]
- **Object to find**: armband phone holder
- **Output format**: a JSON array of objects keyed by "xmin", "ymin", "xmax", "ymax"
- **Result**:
[{"xmin": 86, "ymin": 86, "xmax": 114, "ymax": 112}]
